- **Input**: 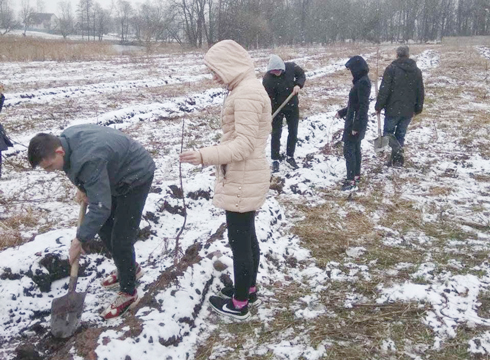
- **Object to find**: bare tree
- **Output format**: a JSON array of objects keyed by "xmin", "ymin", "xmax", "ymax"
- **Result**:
[
  {"xmin": 172, "ymin": 0, "xmax": 213, "ymax": 47},
  {"xmin": 134, "ymin": 1, "xmax": 171, "ymax": 48},
  {"xmin": 116, "ymin": 0, "xmax": 134, "ymax": 43},
  {"xmin": 77, "ymin": 0, "xmax": 93, "ymax": 39},
  {"xmin": 52, "ymin": 0, "xmax": 490, "ymax": 47},
  {"xmin": 21, "ymin": 0, "xmax": 35, "ymax": 35},
  {"xmin": 93, "ymin": 3, "xmax": 111, "ymax": 40},
  {"xmin": 0, "ymin": 0, "xmax": 16, "ymax": 35},
  {"xmin": 58, "ymin": 0, "xmax": 74, "ymax": 39}
]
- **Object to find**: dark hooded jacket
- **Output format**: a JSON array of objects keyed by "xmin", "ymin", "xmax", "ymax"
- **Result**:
[
  {"xmin": 375, "ymin": 57, "xmax": 424, "ymax": 117},
  {"xmin": 262, "ymin": 62, "xmax": 306, "ymax": 113},
  {"xmin": 338, "ymin": 56, "xmax": 371, "ymax": 141},
  {"xmin": 0, "ymin": 94, "xmax": 12, "ymax": 151},
  {"xmin": 59, "ymin": 124, "xmax": 155, "ymax": 242},
  {"xmin": 0, "ymin": 124, "xmax": 13, "ymax": 151}
]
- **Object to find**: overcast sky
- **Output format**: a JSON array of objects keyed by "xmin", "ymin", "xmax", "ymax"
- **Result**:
[{"xmin": 14, "ymin": 0, "xmax": 120, "ymax": 16}]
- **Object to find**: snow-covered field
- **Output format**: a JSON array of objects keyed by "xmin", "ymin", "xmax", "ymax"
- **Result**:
[{"xmin": 0, "ymin": 42, "xmax": 490, "ymax": 359}]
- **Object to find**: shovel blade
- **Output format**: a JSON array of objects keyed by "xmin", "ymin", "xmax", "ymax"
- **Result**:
[
  {"xmin": 374, "ymin": 136, "xmax": 390, "ymax": 153},
  {"xmin": 50, "ymin": 291, "xmax": 86, "ymax": 338}
]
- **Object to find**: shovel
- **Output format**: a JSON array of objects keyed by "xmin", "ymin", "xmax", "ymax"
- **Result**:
[
  {"xmin": 51, "ymin": 202, "xmax": 87, "ymax": 338},
  {"xmin": 271, "ymin": 91, "xmax": 296, "ymax": 119},
  {"xmin": 373, "ymin": 48, "xmax": 390, "ymax": 153},
  {"xmin": 374, "ymin": 113, "xmax": 389, "ymax": 152}
]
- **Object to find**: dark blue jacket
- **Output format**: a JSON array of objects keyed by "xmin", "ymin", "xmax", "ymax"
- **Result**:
[
  {"xmin": 60, "ymin": 124, "xmax": 155, "ymax": 242},
  {"xmin": 338, "ymin": 56, "xmax": 371, "ymax": 141},
  {"xmin": 0, "ymin": 124, "xmax": 13, "ymax": 151}
]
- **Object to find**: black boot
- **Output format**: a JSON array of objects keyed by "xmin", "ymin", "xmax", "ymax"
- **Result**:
[
  {"xmin": 392, "ymin": 148, "xmax": 405, "ymax": 167},
  {"xmin": 272, "ymin": 160, "xmax": 280, "ymax": 173},
  {"xmin": 286, "ymin": 157, "xmax": 299, "ymax": 170}
]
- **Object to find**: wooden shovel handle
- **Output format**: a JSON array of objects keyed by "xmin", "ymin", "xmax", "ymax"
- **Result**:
[
  {"xmin": 375, "ymin": 47, "xmax": 380, "ymax": 96},
  {"xmin": 272, "ymin": 91, "xmax": 296, "ymax": 119},
  {"xmin": 77, "ymin": 202, "xmax": 87, "ymax": 227},
  {"xmin": 375, "ymin": 48, "xmax": 382, "ymax": 136},
  {"xmin": 69, "ymin": 203, "xmax": 87, "ymax": 290},
  {"xmin": 69, "ymin": 261, "xmax": 80, "ymax": 292},
  {"xmin": 376, "ymin": 112, "xmax": 382, "ymax": 137}
]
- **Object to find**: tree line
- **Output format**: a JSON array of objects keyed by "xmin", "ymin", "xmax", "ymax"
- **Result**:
[{"xmin": 0, "ymin": 0, "xmax": 489, "ymax": 47}]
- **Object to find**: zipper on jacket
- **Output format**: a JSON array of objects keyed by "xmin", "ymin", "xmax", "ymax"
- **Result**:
[{"xmin": 220, "ymin": 89, "xmax": 229, "ymax": 119}]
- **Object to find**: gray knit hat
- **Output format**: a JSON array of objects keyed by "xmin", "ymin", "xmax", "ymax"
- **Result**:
[
  {"xmin": 267, "ymin": 55, "xmax": 286, "ymax": 72},
  {"xmin": 396, "ymin": 45, "xmax": 410, "ymax": 58}
]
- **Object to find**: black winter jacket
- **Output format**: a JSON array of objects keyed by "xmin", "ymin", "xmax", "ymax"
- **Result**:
[
  {"xmin": 262, "ymin": 62, "xmax": 306, "ymax": 113},
  {"xmin": 60, "ymin": 124, "xmax": 155, "ymax": 242},
  {"xmin": 338, "ymin": 56, "xmax": 371, "ymax": 141},
  {"xmin": 0, "ymin": 123, "xmax": 13, "ymax": 151},
  {"xmin": 375, "ymin": 58, "xmax": 424, "ymax": 117}
]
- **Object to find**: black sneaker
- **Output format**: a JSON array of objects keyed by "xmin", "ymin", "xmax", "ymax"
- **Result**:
[
  {"xmin": 286, "ymin": 157, "xmax": 299, "ymax": 170},
  {"xmin": 218, "ymin": 286, "xmax": 261, "ymax": 307},
  {"xmin": 341, "ymin": 180, "xmax": 357, "ymax": 191},
  {"xmin": 272, "ymin": 160, "xmax": 280, "ymax": 173},
  {"xmin": 209, "ymin": 296, "xmax": 250, "ymax": 320}
]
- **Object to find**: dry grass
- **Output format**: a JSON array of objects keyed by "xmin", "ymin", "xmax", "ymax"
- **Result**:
[
  {"xmin": 0, "ymin": 207, "xmax": 45, "ymax": 249},
  {"xmin": 0, "ymin": 36, "xmax": 117, "ymax": 62},
  {"xmin": 195, "ymin": 280, "xmax": 431, "ymax": 359},
  {"xmin": 443, "ymin": 36, "xmax": 490, "ymax": 47},
  {"xmin": 0, "ymin": 226, "xmax": 24, "ymax": 249},
  {"xmin": 292, "ymin": 202, "xmax": 371, "ymax": 266}
]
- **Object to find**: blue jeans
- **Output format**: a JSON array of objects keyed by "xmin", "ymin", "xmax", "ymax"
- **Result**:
[{"xmin": 383, "ymin": 116, "xmax": 412, "ymax": 147}]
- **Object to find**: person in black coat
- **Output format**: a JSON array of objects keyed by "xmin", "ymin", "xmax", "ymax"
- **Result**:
[
  {"xmin": 375, "ymin": 46, "xmax": 425, "ymax": 167},
  {"xmin": 0, "ymin": 93, "xmax": 13, "ymax": 179},
  {"xmin": 335, "ymin": 56, "xmax": 371, "ymax": 191},
  {"xmin": 263, "ymin": 55, "xmax": 306, "ymax": 172}
]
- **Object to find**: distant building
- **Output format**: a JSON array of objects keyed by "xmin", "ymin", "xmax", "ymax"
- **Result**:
[{"xmin": 28, "ymin": 13, "xmax": 58, "ymax": 31}]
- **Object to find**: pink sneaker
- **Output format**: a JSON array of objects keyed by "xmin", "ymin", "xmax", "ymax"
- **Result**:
[
  {"xmin": 100, "ymin": 290, "xmax": 140, "ymax": 320},
  {"xmin": 101, "ymin": 263, "xmax": 144, "ymax": 289}
]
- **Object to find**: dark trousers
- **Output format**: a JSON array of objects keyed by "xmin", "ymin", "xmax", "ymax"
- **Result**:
[
  {"xmin": 383, "ymin": 116, "xmax": 412, "ymax": 147},
  {"xmin": 271, "ymin": 106, "xmax": 299, "ymax": 160},
  {"xmin": 98, "ymin": 177, "xmax": 153, "ymax": 294},
  {"xmin": 225, "ymin": 210, "xmax": 260, "ymax": 302},
  {"xmin": 343, "ymin": 139, "xmax": 361, "ymax": 181},
  {"xmin": 0, "ymin": 151, "xmax": 2, "ymax": 178}
]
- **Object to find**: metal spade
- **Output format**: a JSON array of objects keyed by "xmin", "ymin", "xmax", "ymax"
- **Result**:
[
  {"xmin": 374, "ymin": 112, "xmax": 390, "ymax": 152},
  {"xmin": 50, "ymin": 203, "xmax": 87, "ymax": 338}
]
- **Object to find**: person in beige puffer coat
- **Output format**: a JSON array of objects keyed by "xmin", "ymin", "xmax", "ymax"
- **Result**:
[{"xmin": 180, "ymin": 40, "xmax": 271, "ymax": 320}]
